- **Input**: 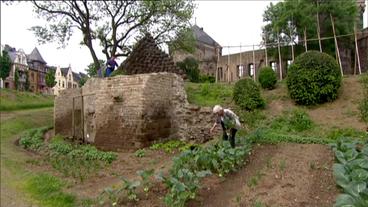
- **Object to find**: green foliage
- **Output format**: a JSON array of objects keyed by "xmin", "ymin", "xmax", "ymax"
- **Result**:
[
  {"xmin": 169, "ymin": 27, "xmax": 196, "ymax": 54},
  {"xmin": 327, "ymin": 128, "xmax": 368, "ymax": 140},
  {"xmin": 45, "ymin": 69, "xmax": 56, "ymax": 88},
  {"xmin": 233, "ymin": 78, "xmax": 265, "ymax": 111},
  {"xmin": 31, "ymin": 1, "xmax": 194, "ymax": 66},
  {"xmin": 78, "ymin": 75, "xmax": 88, "ymax": 87},
  {"xmin": 85, "ymin": 60, "xmax": 105, "ymax": 77},
  {"xmin": 330, "ymin": 139, "xmax": 368, "ymax": 207},
  {"xmin": 150, "ymin": 140, "xmax": 187, "ymax": 153},
  {"xmin": 20, "ymin": 132, "xmax": 117, "ymax": 182},
  {"xmin": 258, "ymin": 66, "xmax": 277, "ymax": 89},
  {"xmin": 0, "ymin": 50, "xmax": 12, "ymax": 80},
  {"xmin": 262, "ymin": 0, "xmax": 357, "ymax": 59},
  {"xmin": 359, "ymin": 73, "xmax": 368, "ymax": 123},
  {"xmin": 14, "ymin": 67, "xmax": 19, "ymax": 90},
  {"xmin": 159, "ymin": 139, "xmax": 252, "ymax": 206},
  {"xmin": 177, "ymin": 57, "xmax": 200, "ymax": 82},
  {"xmin": 247, "ymin": 128, "xmax": 334, "ymax": 145},
  {"xmin": 110, "ymin": 68, "xmax": 127, "ymax": 77},
  {"xmin": 0, "ymin": 89, "xmax": 54, "ymax": 111},
  {"xmin": 287, "ymin": 51, "xmax": 342, "ymax": 105},
  {"xmin": 237, "ymin": 109, "xmax": 266, "ymax": 130},
  {"xmin": 270, "ymin": 109, "xmax": 313, "ymax": 132},
  {"xmin": 185, "ymin": 82, "xmax": 233, "ymax": 107},
  {"xmin": 134, "ymin": 149, "xmax": 146, "ymax": 158},
  {"xmin": 25, "ymin": 72, "xmax": 30, "ymax": 91},
  {"xmin": 199, "ymin": 75, "xmax": 216, "ymax": 83},
  {"xmin": 19, "ymin": 127, "xmax": 51, "ymax": 151},
  {"xmin": 25, "ymin": 173, "xmax": 76, "ymax": 207},
  {"xmin": 99, "ymin": 169, "xmax": 155, "ymax": 206}
]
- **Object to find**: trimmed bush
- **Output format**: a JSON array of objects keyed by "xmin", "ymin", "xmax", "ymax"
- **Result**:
[
  {"xmin": 176, "ymin": 57, "xmax": 200, "ymax": 82},
  {"xmin": 233, "ymin": 78, "xmax": 265, "ymax": 110},
  {"xmin": 287, "ymin": 51, "xmax": 342, "ymax": 105},
  {"xmin": 199, "ymin": 75, "xmax": 215, "ymax": 83},
  {"xmin": 258, "ymin": 66, "xmax": 277, "ymax": 89}
]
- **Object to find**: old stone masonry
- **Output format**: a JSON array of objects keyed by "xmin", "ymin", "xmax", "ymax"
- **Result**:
[{"xmin": 54, "ymin": 73, "xmax": 214, "ymax": 151}]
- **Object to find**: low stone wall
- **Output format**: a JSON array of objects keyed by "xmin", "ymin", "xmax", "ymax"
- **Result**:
[{"xmin": 54, "ymin": 73, "xmax": 217, "ymax": 151}]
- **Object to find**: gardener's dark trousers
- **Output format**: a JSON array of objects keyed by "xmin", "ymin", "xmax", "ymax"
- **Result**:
[{"xmin": 220, "ymin": 121, "xmax": 237, "ymax": 148}]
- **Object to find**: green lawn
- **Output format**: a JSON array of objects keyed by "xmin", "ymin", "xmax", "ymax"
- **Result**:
[
  {"xmin": 0, "ymin": 108, "xmax": 78, "ymax": 207},
  {"xmin": 0, "ymin": 89, "xmax": 54, "ymax": 111},
  {"xmin": 184, "ymin": 82, "xmax": 233, "ymax": 107}
]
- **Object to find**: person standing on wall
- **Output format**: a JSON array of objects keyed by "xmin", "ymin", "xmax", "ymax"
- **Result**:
[
  {"xmin": 105, "ymin": 56, "xmax": 119, "ymax": 77},
  {"xmin": 210, "ymin": 105, "xmax": 241, "ymax": 148}
]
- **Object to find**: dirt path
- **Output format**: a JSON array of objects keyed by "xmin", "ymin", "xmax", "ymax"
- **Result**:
[{"xmin": 188, "ymin": 143, "xmax": 339, "ymax": 207}]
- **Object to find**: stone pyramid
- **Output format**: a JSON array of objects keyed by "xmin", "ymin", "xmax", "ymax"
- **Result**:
[{"xmin": 122, "ymin": 33, "xmax": 184, "ymax": 76}]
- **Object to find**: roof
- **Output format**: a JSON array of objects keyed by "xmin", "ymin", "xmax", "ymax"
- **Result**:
[
  {"xmin": 3, "ymin": 45, "xmax": 17, "ymax": 62},
  {"xmin": 27, "ymin": 47, "xmax": 47, "ymax": 64},
  {"xmin": 72, "ymin": 72, "xmax": 87, "ymax": 82},
  {"xmin": 60, "ymin": 67, "xmax": 69, "ymax": 77},
  {"xmin": 192, "ymin": 25, "xmax": 221, "ymax": 47}
]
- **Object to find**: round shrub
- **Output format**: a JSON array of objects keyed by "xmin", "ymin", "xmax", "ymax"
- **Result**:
[
  {"xmin": 176, "ymin": 57, "xmax": 200, "ymax": 82},
  {"xmin": 287, "ymin": 51, "xmax": 342, "ymax": 105},
  {"xmin": 258, "ymin": 66, "xmax": 277, "ymax": 89},
  {"xmin": 233, "ymin": 78, "xmax": 265, "ymax": 110}
]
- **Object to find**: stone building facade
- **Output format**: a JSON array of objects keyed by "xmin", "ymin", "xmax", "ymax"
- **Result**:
[
  {"xmin": 171, "ymin": 25, "xmax": 222, "ymax": 77},
  {"xmin": 2, "ymin": 45, "xmax": 29, "ymax": 90},
  {"xmin": 53, "ymin": 65, "xmax": 86, "ymax": 96},
  {"xmin": 54, "ymin": 73, "xmax": 215, "ymax": 151}
]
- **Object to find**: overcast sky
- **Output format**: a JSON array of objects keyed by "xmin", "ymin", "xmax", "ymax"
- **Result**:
[{"xmin": 1, "ymin": 1, "xmax": 367, "ymax": 74}]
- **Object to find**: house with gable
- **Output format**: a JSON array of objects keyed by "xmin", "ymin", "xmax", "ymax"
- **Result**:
[
  {"xmin": 27, "ymin": 47, "xmax": 49, "ymax": 93},
  {"xmin": 53, "ymin": 65, "xmax": 87, "ymax": 96},
  {"xmin": 170, "ymin": 24, "xmax": 222, "ymax": 78},
  {"xmin": 2, "ymin": 45, "xmax": 29, "ymax": 90}
]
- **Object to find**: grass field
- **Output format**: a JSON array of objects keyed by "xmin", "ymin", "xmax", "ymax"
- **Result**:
[{"xmin": 0, "ymin": 89, "xmax": 54, "ymax": 111}]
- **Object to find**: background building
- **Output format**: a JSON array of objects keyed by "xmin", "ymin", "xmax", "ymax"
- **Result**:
[{"xmin": 53, "ymin": 65, "xmax": 87, "ymax": 96}]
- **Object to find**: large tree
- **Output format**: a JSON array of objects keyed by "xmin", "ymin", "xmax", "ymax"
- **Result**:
[
  {"xmin": 45, "ymin": 69, "xmax": 57, "ymax": 88},
  {"xmin": 262, "ymin": 0, "xmax": 357, "ymax": 59},
  {"xmin": 85, "ymin": 59, "xmax": 105, "ymax": 77},
  {"xmin": 31, "ymin": 0, "xmax": 195, "ymax": 70},
  {"xmin": 0, "ymin": 50, "xmax": 12, "ymax": 84}
]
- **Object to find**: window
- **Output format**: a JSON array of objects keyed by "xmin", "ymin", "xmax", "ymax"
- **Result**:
[
  {"xmin": 62, "ymin": 81, "xmax": 64, "ymax": 88},
  {"xmin": 59, "ymin": 80, "xmax": 60, "ymax": 87},
  {"xmin": 271, "ymin": 62, "xmax": 277, "ymax": 71},
  {"xmin": 287, "ymin": 60, "xmax": 293, "ymax": 68},
  {"xmin": 69, "ymin": 74, "xmax": 71, "ymax": 80},
  {"xmin": 237, "ymin": 65, "xmax": 244, "ymax": 78},
  {"xmin": 248, "ymin": 64, "xmax": 254, "ymax": 77}
]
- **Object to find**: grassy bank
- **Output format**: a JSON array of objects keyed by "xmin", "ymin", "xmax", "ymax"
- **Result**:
[{"xmin": 0, "ymin": 89, "xmax": 54, "ymax": 111}]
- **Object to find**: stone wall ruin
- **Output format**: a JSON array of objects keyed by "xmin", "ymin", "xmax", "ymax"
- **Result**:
[{"xmin": 54, "ymin": 73, "xmax": 215, "ymax": 151}]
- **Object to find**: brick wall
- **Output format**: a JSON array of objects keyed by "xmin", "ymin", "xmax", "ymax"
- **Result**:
[{"xmin": 54, "ymin": 72, "xmax": 217, "ymax": 151}]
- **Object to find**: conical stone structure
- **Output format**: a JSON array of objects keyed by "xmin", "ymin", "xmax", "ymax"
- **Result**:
[{"xmin": 122, "ymin": 34, "xmax": 184, "ymax": 76}]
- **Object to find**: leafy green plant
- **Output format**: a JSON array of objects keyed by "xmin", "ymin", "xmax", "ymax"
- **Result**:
[
  {"xmin": 134, "ymin": 149, "xmax": 146, "ymax": 158},
  {"xmin": 258, "ymin": 66, "xmax": 277, "ymax": 89},
  {"xmin": 270, "ymin": 109, "xmax": 313, "ymax": 132},
  {"xmin": 137, "ymin": 169, "xmax": 154, "ymax": 193},
  {"xmin": 330, "ymin": 139, "xmax": 368, "ymax": 207},
  {"xmin": 233, "ymin": 78, "xmax": 265, "ymax": 111},
  {"xmin": 176, "ymin": 57, "xmax": 200, "ymax": 82},
  {"xmin": 327, "ymin": 128, "xmax": 367, "ymax": 140},
  {"xmin": 19, "ymin": 127, "xmax": 51, "ymax": 151},
  {"xmin": 358, "ymin": 73, "xmax": 368, "ymax": 123},
  {"xmin": 150, "ymin": 140, "xmax": 188, "ymax": 153},
  {"xmin": 122, "ymin": 178, "xmax": 141, "ymax": 201},
  {"xmin": 287, "ymin": 51, "xmax": 342, "ymax": 105}
]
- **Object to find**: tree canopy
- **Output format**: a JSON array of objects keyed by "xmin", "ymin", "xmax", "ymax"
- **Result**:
[
  {"xmin": 262, "ymin": 0, "xmax": 357, "ymax": 59},
  {"xmin": 0, "ymin": 50, "xmax": 12, "ymax": 81},
  {"xmin": 45, "ymin": 69, "xmax": 57, "ymax": 88},
  {"xmin": 31, "ymin": 0, "xmax": 195, "ymax": 70}
]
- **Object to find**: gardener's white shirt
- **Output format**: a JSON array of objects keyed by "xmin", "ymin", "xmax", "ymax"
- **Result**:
[{"xmin": 219, "ymin": 109, "xmax": 241, "ymax": 129}]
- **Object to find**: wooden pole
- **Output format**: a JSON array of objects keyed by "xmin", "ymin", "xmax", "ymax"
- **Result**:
[
  {"xmin": 72, "ymin": 97, "xmax": 75, "ymax": 138},
  {"xmin": 277, "ymin": 32, "xmax": 283, "ymax": 80},
  {"xmin": 316, "ymin": 1, "xmax": 322, "ymax": 52},
  {"xmin": 81, "ymin": 95, "xmax": 84, "ymax": 142},
  {"xmin": 289, "ymin": 29, "xmax": 295, "ymax": 61},
  {"xmin": 264, "ymin": 35, "xmax": 268, "ymax": 66},
  {"xmin": 239, "ymin": 44, "xmax": 242, "ymax": 78},
  {"xmin": 354, "ymin": 25, "xmax": 362, "ymax": 75},
  {"xmin": 330, "ymin": 14, "xmax": 343, "ymax": 76},
  {"xmin": 227, "ymin": 46, "xmax": 230, "ymax": 83},
  {"xmin": 304, "ymin": 27, "xmax": 308, "ymax": 52},
  {"xmin": 216, "ymin": 47, "xmax": 219, "ymax": 82},
  {"xmin": 252, "ymin": 44, "xmax": 256, "ymax": 81}
]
